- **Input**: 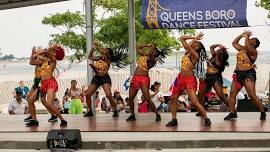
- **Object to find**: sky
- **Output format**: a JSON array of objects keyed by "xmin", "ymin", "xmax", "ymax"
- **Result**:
[{"xmin": 0, "ymin": 0, "xmax": 269, "ymax": 58}]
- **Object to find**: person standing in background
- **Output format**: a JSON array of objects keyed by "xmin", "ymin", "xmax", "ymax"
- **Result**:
[{"xmin": 15, "ymin": 81, "xmax": 29, "ymax": 100}]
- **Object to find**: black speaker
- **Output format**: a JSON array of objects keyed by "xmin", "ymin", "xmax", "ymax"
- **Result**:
[{"xmin": 46, "ymin": 129, "xmax": 82, "ymax": 149}]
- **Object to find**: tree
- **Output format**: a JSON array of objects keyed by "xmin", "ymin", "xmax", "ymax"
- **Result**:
[
  {"xmin": 256, "ymin": 0, "xmax": 270, "ymax": 18},
  {"xmin": 0, "ymin": 54, "xmax": 16, "ymax": 61},
  {"xmin": 42, "ymin": 0, "xmax": 195, "ymax": 63}
]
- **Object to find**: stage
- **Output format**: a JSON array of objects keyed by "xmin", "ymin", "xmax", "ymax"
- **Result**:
[
  {"xmin": 1, "ymin": 112, "xmax": 270, "ymax": 132},
  {"xmin": 1, "ymin": 112, "xmax": 270, "ymax": 149}
]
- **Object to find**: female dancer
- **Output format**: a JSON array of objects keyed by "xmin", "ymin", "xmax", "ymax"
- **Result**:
[
  {"xmin": 166, "ymin": 33, "xmax": 211, "ymax": 127},
  {"xmin": 126, "ymin": 44, "xmax": 167, "ymax": 121},
  {"xmin": 25, "ymin": 47, "xmax": 57, "ymax": 124},
  {"xmin": 26, "ymin": 45, "xmax": 67, "ymax": 127},
  {"xmin": 83, "ymin": 42, "xmax": 128, "ymax": 117},
  {"xmin": 197, "ymin": 44, "xmax": 230, "ymax": 116},
  {"xmin": 68, "ymin": 80, "xmax": 83, "ymax": 114},
  {"xmin": 224, "ymin": 30, "xmax": 266, "ymax": 120}
]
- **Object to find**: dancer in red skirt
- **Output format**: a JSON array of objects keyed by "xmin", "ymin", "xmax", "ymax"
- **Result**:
[
  {"xmin": 166, "ymin": 33, "xmax": 211, "ymax": 127},
  {"xmin": 126, "ymin": 44, "xmax": 167, "ymax": 121},
  {"xmin": 26, "ymin": 45, "xmax": 67, "ymax": 127}
]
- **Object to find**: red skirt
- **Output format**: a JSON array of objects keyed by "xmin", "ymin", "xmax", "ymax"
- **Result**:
[
  {"xmin": 130, "ymin": 75, "xmax": 150, "ymax": 89},
  {"xmin": 172, "ymin": 74, "xmax": 197, "ymax": 95},
  {"xmin": 41, "ymin": 77, "xmax": 58, "ymax": 95},
  {"xmin": 232, "ymin": 73, "xmax": 242, "ymax": 90}
]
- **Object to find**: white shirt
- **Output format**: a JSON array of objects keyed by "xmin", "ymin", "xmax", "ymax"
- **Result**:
[
  {"xmin": 151, "ymin": 91, "xmax": 163, "ymax": 108},
  {"xmin": 179, "ymin": 95, "xmax": 189, "ymax": 107},
  {"xmin": 8, "ymin": 99, "xmax": 28, "ymax": 115},
  {"xmin": 236, "ymin": 91, "xmax": 245, "ymax": 108}
]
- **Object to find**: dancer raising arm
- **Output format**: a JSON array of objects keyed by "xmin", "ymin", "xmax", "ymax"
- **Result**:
[
  {"xmin": 83, "ymin": 42, "xmax": 128, "ymax": 117},
  {"xmin": 224, "ymin": 30, "xmax": 266, "ymax": 120},
  {"xmin": 25, "ymin": 47, "xmax": 57, "ymax": 126},
  {"xmin": 197, "ymin": 44, "xmax": 230, "ymax": 116},
  {"xmin": 166, "ymin": 33, "xmax": 211, "ymax": 127},
  {"xmin": 126, "ymin": 44, "xmax": 167, "ymax": 121},
  {"xmin": 26, "ymin": 45, "xmax": 67, "ymax": 127}
]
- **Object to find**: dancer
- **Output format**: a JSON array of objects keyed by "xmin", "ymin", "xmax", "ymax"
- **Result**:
[
  {"xmin": 166, "ymin": 33, "xmax": 211, "ymax": 127},
  {"xmin": 197, "ymin": 44, "xmax": 230, "ymax": 116},
  {"xmin": 224, "ymin": 30, "xmax": 266, "ymax": 120},
  {"xmin": 26, "ymin": 45, "xmax": 67, "ymax": 127},
  {"xmin": 25, "ymin": 47, "xmax": 57, "ymax": 124},
  {"xmin": 83, "ymin": 42, "xmax": 128, "ymax": 117},
  {"xmin": 126, "ymin": 44, "xmax": 167, "ymax": 121}
]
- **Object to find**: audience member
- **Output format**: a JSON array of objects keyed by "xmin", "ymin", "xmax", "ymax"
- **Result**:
[{"xmin": 8, "ymin": 90, "xmax": 28, "ymax": 115}]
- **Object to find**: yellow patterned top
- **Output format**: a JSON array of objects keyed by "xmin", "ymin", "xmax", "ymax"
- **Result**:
[
  {"xmin": 137, "ymin": 56, "xmax": 149, "ymax": 72},
  {"xmin": 181, "ymin": 53, "xmax": 194, "ymax": 71},
  {"xmin": 34, "ymin": 54, "xmax": 46, "ymax": 78},
  {"xmin": 207, "ymin": 57, "xmax": 219, "ymax": 74},
  {"xmin": 94, "ymin": 59, "xmax": 109, "ymax": 73},
  {"xmin": 39, "ymin": 61, "xmax": 54, "ymax": 77},
  {"xmin": 237, "ymin": 50, "xmax": 255, "ymax": 69},
  {"xmin": 34, "ymin": 66, "xmax": 42, "ymax": 78},
  {"xmin": 207, "ymin": 64, "xmax": 218, "ymax": 74}
]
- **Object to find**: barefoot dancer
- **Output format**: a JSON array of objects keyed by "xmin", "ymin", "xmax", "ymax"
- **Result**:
[
  {"xmin": 26, "ymin": 45, "xmax": 67, "ymax": 127},
  {"xmin": 166, "ymin": 33, "xmax": 211, "ymax": 127},
  {"xmin": 197, "ymin": 44, "xmax": 230, "ymax": 116},
  {"xmin": 224, "ymin": 30, "xmax": 266, "ymax": 120},
  {"xmin": 126, "ymin": 44, "xmax": 167, "ymax": 121},
  {"xmin": 25, "ymin": 47, "xmax": 56, "ymax": 124},
  {"xmin": 84, "ymin": 42, "xmax": 128, "ymax": 117}
]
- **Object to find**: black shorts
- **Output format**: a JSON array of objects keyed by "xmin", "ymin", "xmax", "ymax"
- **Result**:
[
  {"xmin": 91, "ymin": 75, "xmax": 112, "ymax": 87},
  {"xmin": 234, "ymin": 69, "xmax": 256, "ymax": 87},
  {"xmin": 204, "ymin": 73, "xmax": 223, "ymax": 92},
  {"xmin": 31, "ymin": 78, "xmax": 41, "ymax": 101},
  {"xmin": 32, "ymin": 78, "xmax": 41, "ymax": 89}
]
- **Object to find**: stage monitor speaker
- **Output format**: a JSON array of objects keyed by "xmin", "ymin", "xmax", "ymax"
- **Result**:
[{"xmin": 46, "ymin": 129, "xmax": 82, "ymax": 149}]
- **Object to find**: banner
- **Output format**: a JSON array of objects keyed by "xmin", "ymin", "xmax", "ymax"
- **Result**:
[{"xmin": 141, "ymin": 0, "xmax": 248, "ymax": 29}]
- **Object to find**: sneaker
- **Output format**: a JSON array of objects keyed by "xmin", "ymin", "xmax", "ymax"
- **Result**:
[
  {"xmin": 224, "ymin": 112, "xmax": 237, "ymax": 120},
  {"xmin": 205, "ymin": 118, "xmax": 211, "ymax": 126},
  {"xmin": 84, "ymin": 111, "xmax": 94, "ymax": 117},
  {"xmin": 260, "ymin": 112, "xmax": 266, "ymax": 120},
  {"xmin": 60, "ymin": 120, "xmax": 67, "ymax": 127},
  {"xmin": 126, "ymin": 114, "xmax": 136, "ymax": 121},
  {"xmin": 156, "ymin": 114, "xmax": 161, "ymax": 122},
  {"xmin": 24, "ymin": 116, "xmax": 33, "ymax": 122},
  {"xmin": 48, "ymin": 115, "xmax": 58, "ymax": 122},
  {"xmin": 166, "ymin": 119, "xmax": 178, "ymax": 127},
  {"xmin": 25, "ymin": 120, "xmax": 39, "ymax": 127},
  {"xmin": 195, "ymin": 112, "xmax": 201, "ymax": 117},
  {"xmin": 112, "ymin": 110, "xmax": 119, "ymax": 117}
]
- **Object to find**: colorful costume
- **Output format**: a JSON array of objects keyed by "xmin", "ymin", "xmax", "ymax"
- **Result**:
[
  {"xmin": 40, "ymin": 61, "xmax": 58, "ymax": 95},
  {"xmin": 90, "ymin": 58, "xmax": 112, "ymax": 87},
  {"xmin": 172, "ymin": 53, "xmax": 197, "ymax": 95},
  {"xmin": 233, "ymin": 50, "xmax": 256, "ymax": 89},
  {"xmin": 130, "ymin": 56, "xmax": 151, "ymax": 89},
  {"xmin": 199, "ymin": 55, "xmax": 224, "ymax": 92}
]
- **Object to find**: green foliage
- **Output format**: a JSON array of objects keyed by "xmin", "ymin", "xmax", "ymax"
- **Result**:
[
  {"xmin": 0, "ymin": 54, "xmax": 16, "ymax": 61},
  {"xmin": 42, "ymin": 11, "xmax": 85, "ymax": 29},
  {"xmin": 42, "ymin": 0, "xmax": 195, "ymax": 63},
  {"xmin": 256, "ymin": 0, "xmax": 270, "ymax": 18}
]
